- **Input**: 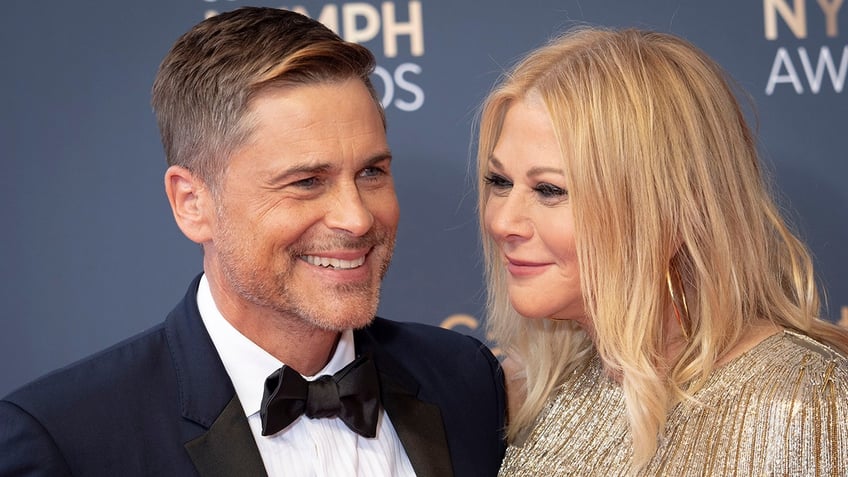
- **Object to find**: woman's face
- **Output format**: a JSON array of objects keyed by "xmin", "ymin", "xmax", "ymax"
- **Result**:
[{"xmin": 483, "ymin": 96, "xmax": 586, "ymax": 325}]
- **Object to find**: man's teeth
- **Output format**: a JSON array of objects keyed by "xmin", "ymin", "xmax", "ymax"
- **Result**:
[{"xmin": 302, "ymin": 255, "xmax": 366, "ymax": 269}]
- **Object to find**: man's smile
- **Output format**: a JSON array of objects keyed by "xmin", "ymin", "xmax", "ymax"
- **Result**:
[{"xmin": 301, "ymin": 254, "xmax": 367, "ymax": 270}]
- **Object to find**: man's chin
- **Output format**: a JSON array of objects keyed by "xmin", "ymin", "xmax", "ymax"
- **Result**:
[
  {"xmin": 308, "ymin": 312, "xmax": 377, "ymax": 332},
  {"xmin": 302, "ymin": 292, "xmax": 381, "ymax": 331}
]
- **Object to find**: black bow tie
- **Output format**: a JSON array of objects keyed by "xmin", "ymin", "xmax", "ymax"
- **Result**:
[{"xmin": 260, "ymin": 354, "xmax": 381, "ymax": 438}]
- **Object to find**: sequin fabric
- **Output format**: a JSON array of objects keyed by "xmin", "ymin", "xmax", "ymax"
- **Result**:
[{"xmin": 498, "ymin": 331, "xmax": 848, "ymax": 476}]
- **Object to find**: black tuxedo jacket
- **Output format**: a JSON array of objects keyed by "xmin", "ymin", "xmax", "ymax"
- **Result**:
[{"xmin": 0, "ymin": 276, "xmax": 506, "ymax": 476}]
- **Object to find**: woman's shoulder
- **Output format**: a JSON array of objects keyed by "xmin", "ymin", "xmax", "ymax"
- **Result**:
[
  {"xmin": 671, "ymin": 330, "xmax": 848, "ymax": 474},
  {"xmin": 715, "ymin": 329, "xmax": 848, "ymax": 404},
  {"xmin": 767, "ymin": 329, "xmax": 848, "ymax": 378},
  {"xmin": 781, "ymin": 329, "xmax": 848, "ymax": 364}
]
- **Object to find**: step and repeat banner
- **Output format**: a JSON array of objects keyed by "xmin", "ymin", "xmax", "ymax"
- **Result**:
[{"xmin": 2, "ymin": 1, "xmax": 845, "ymax": 395}]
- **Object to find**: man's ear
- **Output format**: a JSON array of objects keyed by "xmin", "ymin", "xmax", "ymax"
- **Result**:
[{"xmin": 164, "ymin": 165, "xmax": 215, "ymax": 244}]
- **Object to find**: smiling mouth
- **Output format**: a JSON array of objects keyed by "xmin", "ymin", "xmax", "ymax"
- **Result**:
[{"xmin": 301, "ymin": 255, "xmax": 366, "ymax": 270}]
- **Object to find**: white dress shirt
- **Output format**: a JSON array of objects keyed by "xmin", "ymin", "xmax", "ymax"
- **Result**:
[{"xmin": 197, "ymin": 275, "xmax": 415, "ymax": 476}]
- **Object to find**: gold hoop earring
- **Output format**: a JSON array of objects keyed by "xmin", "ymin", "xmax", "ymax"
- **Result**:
[{"xmin": 666, "ymin": 268, "xmax": 691, "ymax": 342}]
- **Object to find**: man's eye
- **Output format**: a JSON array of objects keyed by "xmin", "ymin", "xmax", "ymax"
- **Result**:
[
  {"xmin": 292, "ymin": 177, "xmax": 320, "ymax": 188},
  {"xmin": 359, "ymin": 167, "xmax": 386, "ymax": 179}
]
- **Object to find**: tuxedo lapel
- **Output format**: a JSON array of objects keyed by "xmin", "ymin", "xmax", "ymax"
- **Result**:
[
  {"xmin": 185, "ymin": 396, "xmax": 268, "ymax": 477},
  {"xmin": 355, "ymin": 327, "xmax": 454, "ymax": 477},
  {"xmin": 165, "ymin": 275, "xmax": 268, "ymax": 477},
  {"xmin": 380, "ymin": 375, "xmax": 453, "ymax": 477}
]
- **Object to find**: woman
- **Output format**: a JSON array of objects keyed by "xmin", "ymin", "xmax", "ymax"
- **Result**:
[{"xmin": 478, "ymin": 27, "xmax": 848, "ymax": 476}]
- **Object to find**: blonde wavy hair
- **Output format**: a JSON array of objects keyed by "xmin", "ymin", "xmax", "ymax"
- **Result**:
[{"xmin": 478, "ymin": 27, "xmax": 848, "ymax": 467}]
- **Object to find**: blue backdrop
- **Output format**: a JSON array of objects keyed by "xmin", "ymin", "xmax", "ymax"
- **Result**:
[{"xmin": 2, "ymin": 0, "xmax": 846, "ymax": 396}]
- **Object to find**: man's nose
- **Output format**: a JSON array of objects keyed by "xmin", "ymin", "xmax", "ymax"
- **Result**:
[{"xmin": 324, "ymin": 183, "xmax": 374, "ymax": 236}]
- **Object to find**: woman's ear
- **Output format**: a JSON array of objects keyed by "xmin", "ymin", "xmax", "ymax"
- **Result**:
[{"xmin": 164, "ymin": 165, "xmax": 215, "ymax": 244}]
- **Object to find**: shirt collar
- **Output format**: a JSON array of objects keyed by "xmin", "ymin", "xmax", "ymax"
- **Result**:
[{"xmin": 196, "ymin": 274, "xmax": 355, "ymax": 416}]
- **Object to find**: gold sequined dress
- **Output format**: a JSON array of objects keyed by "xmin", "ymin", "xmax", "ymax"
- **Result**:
[{"xmin": 498, "ymin": 331, "xmax": 848, "ymax": 476}]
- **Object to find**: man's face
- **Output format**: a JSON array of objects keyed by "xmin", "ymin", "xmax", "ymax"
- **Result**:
[{"xmin": 205, "ymin": 79, "xmax": 398, "ymax": 332}]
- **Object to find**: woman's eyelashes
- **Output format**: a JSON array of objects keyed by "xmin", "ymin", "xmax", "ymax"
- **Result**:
[
  {"xmin": 485, "ymin": 171, "xmax": 568, "ymax": 203},
  {"xmin": 484, "ymin": 172, "xmax": 512, "ymax": 190},
  {"xmin": 534, "ymin": 183, "xmax": 568, "ymax": 200}
]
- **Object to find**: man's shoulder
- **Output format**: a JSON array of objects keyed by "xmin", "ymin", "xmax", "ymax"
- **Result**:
[
  {"xmin": 0, "ymin": 286, "xmax": 212, "ymax": 476},
  {"xmin": 3, "ymin": 322, "xmax": 172, "ymax": 415},
  {"xmin": 3, "ymin": 276, "xmax": 205, "ymax": 414}
]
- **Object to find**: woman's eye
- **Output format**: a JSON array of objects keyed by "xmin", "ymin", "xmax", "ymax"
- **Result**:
[
  {"xmin": 534, "ymin": 183, "xmax": 567, "ymax": 199},
  {"xmin": 484, "ymin": 173, "xmax": 512, "ymax": 189}
]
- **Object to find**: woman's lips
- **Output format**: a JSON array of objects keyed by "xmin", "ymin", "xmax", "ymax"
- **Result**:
[{"xmin": 505, "ymin": 256, "xmax": 551, "ymax": 277}]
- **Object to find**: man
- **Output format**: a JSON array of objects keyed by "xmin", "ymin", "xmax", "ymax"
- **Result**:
[{"xmin": 0, "ymin": 7, "xmax": 506, "ymax": 476}]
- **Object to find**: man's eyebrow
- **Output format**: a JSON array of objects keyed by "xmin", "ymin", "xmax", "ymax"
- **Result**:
[
  {"xmin": 364, "ymin": 149, "xmax": 393, "ymax": 166},
  {"xmin": 266, "ymin": 162, "xmax": 332, "ymax": 185},
  {"xmin": 350, "ymin": 150, "xmax": 394, "ymax": 172}
]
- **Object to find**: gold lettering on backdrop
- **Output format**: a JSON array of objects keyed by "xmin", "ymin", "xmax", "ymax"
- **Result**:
[
  {"xmin": 315, "ymin": 5, "xmax": 341, "ymax": 34},
  {"xmin": 818, "ymin": 0, "xmax": 844, "ymax": 37},
  {"xmin": 382, "ymin": 1, "xmax": 424, "ymax": 57},
  {"xmin": 285, "ymin": 2, "xmax": 424, "ymax": 59},
  {"xmin": 765, "ymin": 0, "xmax": 808, "ymax": 39},
  {"xmin": 441, "ymin": 314, "xmax": 479, "ymax": 331},
  {"xmin": 440, "ymin": 314, "xmax": 502, "ymax": 358},
  {"xmin": 342, "ymin": 3, "xmax": 381, "ymax": 45}
]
